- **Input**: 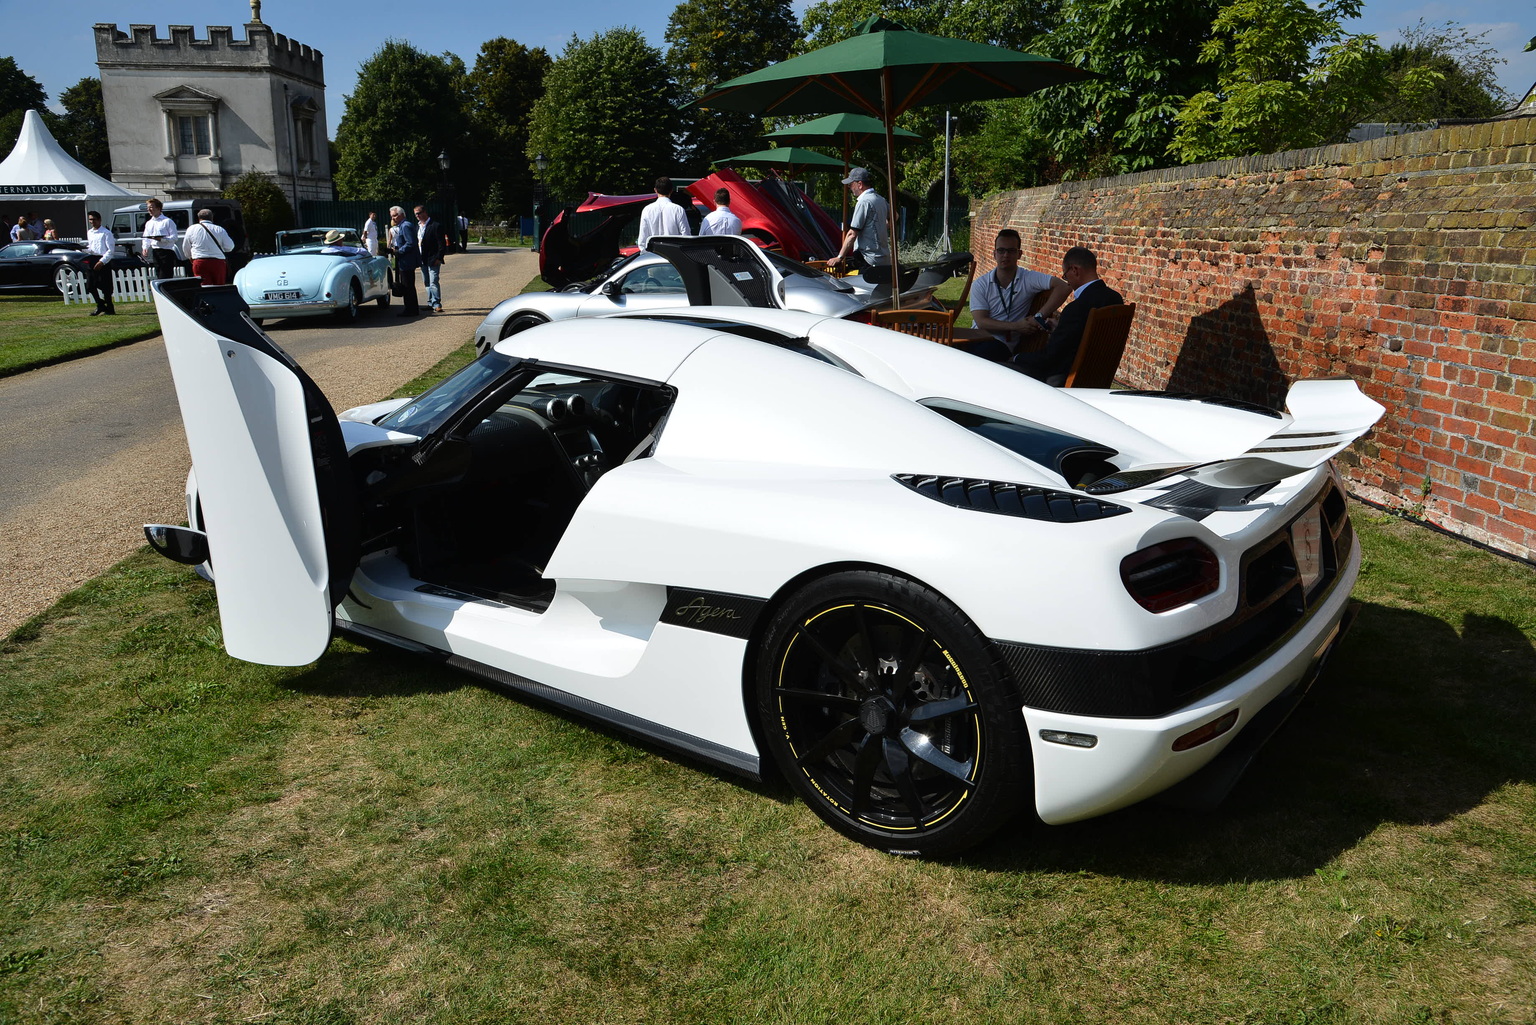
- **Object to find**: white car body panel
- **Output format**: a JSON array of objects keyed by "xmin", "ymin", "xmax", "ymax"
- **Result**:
[
  {"xmin": 154, "ymin": 288, "xmax": 334, "ymax": 665},
  {"xmin": 152, "ymin": 256, "xmax": 1385, "ymax": 847}
]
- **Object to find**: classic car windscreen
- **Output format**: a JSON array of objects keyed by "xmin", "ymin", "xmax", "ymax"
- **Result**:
[
  {"xmin": 922, "ymin": 398, "xmax": 1120, "ymax": 486},
  {"xmin": 378, "ymin": 352, "xmax": 515, "ymax": 435}
]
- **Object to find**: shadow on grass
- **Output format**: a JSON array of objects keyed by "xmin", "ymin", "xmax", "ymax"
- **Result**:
[
  {"xmin": 966, "ymin": 601, "xmax": 1536, "ymax": 881},
  {"xmin": 280, "ymin": 638, "xmax": 796, "ymax": 803}
]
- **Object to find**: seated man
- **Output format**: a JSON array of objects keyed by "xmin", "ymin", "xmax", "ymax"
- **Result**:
[
  {"xmin": 1011, "ymin": 246, "xmax": 1123, "ymax": 385},
  {"xmin": 958, "ymin": 228, "xmax": 1070, "ymax": 362},
  {"xmin": 320, "ymin": 229, "xmax": 365, "ymax": 255}
]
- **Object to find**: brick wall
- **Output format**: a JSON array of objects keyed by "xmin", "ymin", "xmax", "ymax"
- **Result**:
[{"xmin": 974, "ymin": 115, "xmax": 1536, "ymax": 561}]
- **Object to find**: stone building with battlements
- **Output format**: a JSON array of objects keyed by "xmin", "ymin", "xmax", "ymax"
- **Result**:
[{"xmin": 93, "ymin": 16, "xmax": 332, "ymax": 208}]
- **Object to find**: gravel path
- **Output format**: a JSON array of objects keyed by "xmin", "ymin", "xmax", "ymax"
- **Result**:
[{"xmin": 0, "ymin": 248, "xmax": 539, "ymax": 636}]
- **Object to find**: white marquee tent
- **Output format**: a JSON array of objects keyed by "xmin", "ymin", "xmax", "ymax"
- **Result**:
[{"xmin": 0, "ymin": 109, "xmax": 147, "ymax": 238}]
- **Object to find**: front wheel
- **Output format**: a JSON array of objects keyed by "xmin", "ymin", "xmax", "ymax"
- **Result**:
[
  {"xmin": 479, "ymin": 311, "xmax": 548, "ymax": 355},
  {"xmin": 755, "ymin": 571, "xmax": 1032, "ymax": 856}
]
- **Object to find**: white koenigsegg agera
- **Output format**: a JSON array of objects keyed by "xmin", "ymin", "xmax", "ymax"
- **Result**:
[{"xmin": 145, "ymin": 245, "xmax": 1383, "ymax": 856}]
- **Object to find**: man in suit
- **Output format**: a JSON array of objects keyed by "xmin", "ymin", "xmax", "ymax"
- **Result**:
[
  {"xmin": 1011, "ymin": 246, "xmax": 1123, "ymax": 385},
  {"xmin": 414, "ymin": 205, "xmax": 447, "ymax": 312},
  {"xmin": 388, "ymin": 206, "xmax": 420, "ymax": 317}
]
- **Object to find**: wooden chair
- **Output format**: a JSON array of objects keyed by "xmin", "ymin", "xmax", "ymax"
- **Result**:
[
  {"xmin": 872, "ymin": 308, "xmax": 956, "ymax": 345},
  {"xmin": 1012, "ymin": 290, "xmax": 1059, "ymax": 353},
  {"xmin": 937, "ymin": 257, "xmax": 977, "ymax": 327},
  {"xmin": 1062, "ymin": 302, "xmax": 1136, "ymax": 388}
]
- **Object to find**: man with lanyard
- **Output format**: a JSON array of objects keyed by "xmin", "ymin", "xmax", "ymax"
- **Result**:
[
  {"xmin": 387, "ymin": 206, "xmax": 420, "ymax": 317},
  {"xmin": 84, "ymin": 210, "xmax": 117, "ymax": 316},
  {"xmin": 362, "ymin": 211, "xmax": 380, "ymax": 256},
  {"xmin": 698, "ymin": 188, "xmax": 742, "ymax": 236},
  {"xmin": 1011, "ymin": 246, "xmax": 1124, "ymax": 385},
  {"xmin": 183, "ymin": 208, "xmax": 235, "ymax": 285},
  {"xmin": 636, "ymin": 176, "xmax": 691, "ymax": 248},
  {"xmin": 140, "ymin": 198, "xmax": 180, "ymax": 280},
  {"xmin": 964, "ymin": 228, "xmax": 1070, "ymax": 362},
  {"xmin": 827, "ymin": 168, "xmax": 891, "ymax": 285}
]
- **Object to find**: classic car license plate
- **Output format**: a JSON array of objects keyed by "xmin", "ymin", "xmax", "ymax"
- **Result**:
[
  {"xmin": 263, "ymin": 290, "xmax": 302, "ymax": 301},
  {"xmin": 1292, "ymin": 505, "xmax": 1324, "ymax": 593}
]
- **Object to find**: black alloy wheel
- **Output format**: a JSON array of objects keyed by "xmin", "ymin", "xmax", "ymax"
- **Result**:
[{"xmin": 755, "ymin": 571, "xmax": 1031, "ymax": 856}]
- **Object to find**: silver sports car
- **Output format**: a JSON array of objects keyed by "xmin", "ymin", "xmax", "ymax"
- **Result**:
[{"xmin": 473, "ymin": 238, "xmax": 963, "ymax": 355}]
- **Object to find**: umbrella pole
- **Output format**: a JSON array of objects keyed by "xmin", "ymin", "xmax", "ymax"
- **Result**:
[
  {"xmin": 882, "ymin": 68, "xmax": 900, "ymax": 311},
  {"xmin": 841, "ymin": 141, "xmax": 851, "ymax": 229}
]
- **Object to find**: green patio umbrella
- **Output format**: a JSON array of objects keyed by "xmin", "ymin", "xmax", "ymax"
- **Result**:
[
  {"xmin": 763, "ymin": 114, "xmax": 922, "ymax": 224},
  {"xmin": 714, "ymin": 146, "xmax": 845, "ymax": 180},
  {"xmin": 696, "ymin": 17, "xmax": 1091, "ymax": 302}
]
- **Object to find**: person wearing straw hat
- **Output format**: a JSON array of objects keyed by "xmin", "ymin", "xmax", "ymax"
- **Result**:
[{"xmin": 320, "ymin": 228, "xmax": 364, "ymax": 255}]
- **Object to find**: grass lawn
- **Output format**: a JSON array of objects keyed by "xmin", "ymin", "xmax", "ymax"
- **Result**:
[
  {"xmin": 4, "ymin": 345, "xmax": 1535, "ymax": 1024},
  {"xmin": 0, "ymin": 295, "xmax": 162, "ymax": 378}
]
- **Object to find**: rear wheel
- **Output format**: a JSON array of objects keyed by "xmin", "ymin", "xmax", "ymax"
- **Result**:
[
  {"xmin": 337, "ymin": 281, "xmax": 361, "ymax": 321},
  {"xmin": 755, "ymin": 571, "xmax": 1032, "ymax": 856},
  {"xmin": 54, "ymin": 264, "xmax": 86, "ymax": 295}
]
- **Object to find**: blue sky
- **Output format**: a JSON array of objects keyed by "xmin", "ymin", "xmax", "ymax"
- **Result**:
[{"xmin": 5, "ymin": 0, "xmax": 1532, "ymax": 136}]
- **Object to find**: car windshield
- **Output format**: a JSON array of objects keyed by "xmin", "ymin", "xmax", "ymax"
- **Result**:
[
  {"xmin": 378, "ymin": 352, "xmax": 515, "ymax": 435},
  {"xmin": 277, "ymin": 229, "xmax": 364, "ymax": 254}
]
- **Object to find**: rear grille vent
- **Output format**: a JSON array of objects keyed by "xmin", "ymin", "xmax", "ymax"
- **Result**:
[{"xmin": 893, "ymin": 474, "xmax": 1129, "ymax": 522}]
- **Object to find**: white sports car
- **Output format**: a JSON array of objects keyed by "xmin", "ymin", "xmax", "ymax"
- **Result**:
[{"xmin": 145, "ymin": 250, "xmax": 1383, "ymax": 856}]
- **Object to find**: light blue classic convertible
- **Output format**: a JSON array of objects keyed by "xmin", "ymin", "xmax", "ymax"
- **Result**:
[{"xmin": 232, "ymin": 228, "xmax": 390, "ymax": 323}]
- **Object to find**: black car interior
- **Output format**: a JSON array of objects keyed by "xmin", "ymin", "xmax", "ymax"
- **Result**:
[{"xmin": 360, "ymin": 368, "xmax": 675, "ymax": 611}]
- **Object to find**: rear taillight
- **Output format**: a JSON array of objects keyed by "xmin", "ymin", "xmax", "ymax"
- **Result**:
[{"xmin": 1120, "ymin": 538, "xmax": 1220, "ymax": 612}]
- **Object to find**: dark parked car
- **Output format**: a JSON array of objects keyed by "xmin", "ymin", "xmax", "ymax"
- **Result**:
[{"xmin": 0, "ymin": 240, "xmax": 146, "ymax": 294}]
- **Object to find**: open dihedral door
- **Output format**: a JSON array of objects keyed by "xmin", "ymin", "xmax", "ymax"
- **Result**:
[{"xmin": 151, "ymin": 279, "xmax": 360, "ymax": 666}]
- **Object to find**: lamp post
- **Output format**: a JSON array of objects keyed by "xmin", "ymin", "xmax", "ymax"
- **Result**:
[
  {"xmin": 533, "ymin": 151, "xmax": 549, "ymax": 252},
  {"xmin": 437, "ymin": 150, "xmax": 456, "ymax": 250}
]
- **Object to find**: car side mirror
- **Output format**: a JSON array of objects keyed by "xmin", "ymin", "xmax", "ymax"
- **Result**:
[
  {"xmin": 143, "ymin": 524, "xmax": 210, "ymax": 565},
  {"xmin": 600, "ymin": 279, "xmax": 621, "ymax": 297}
]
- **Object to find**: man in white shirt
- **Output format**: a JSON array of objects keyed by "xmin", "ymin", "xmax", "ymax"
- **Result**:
[
  {"xmin": 698, "ymin": 188, "xmax": 743, "ymax": 236},
  {"xmin": 828, "ymin": 168, "xmax": 890, "ymax": 282},
  {"xmin": 183, "ymin": 208, "xmax": 235, "ymax": 285},
  {"xmin": 636, "ymin": 176, "xmax": 691, "ymax": 248},
  {"xmin": 362, "ymin": 211, "xmax": 380, "ymax": 255},
  {"xmin": 84, "ymin": 210, "xmax": 117, "ymax": 316},
  {"xmin": 965, "ymin": 228, "xmax": 1070, "ymax": 361},
  {"xmin": 140, "ymin": 198, "xmax": 179, "ymax": 280}
]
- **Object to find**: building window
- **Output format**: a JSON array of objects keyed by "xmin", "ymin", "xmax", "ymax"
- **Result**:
[{"xmin": 177, "ymin": 115, "xmax": 212, "ymax": 156}]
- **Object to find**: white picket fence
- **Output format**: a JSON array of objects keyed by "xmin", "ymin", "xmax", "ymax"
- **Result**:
[{"xmin": 61, "ymin": 264, "xmax": 189, "ymax": 305}]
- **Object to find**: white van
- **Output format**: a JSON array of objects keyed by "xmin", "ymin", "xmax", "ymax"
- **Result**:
[{"xmin": 110, "ymin": 199, "xmax": 249, "ymax": 271}]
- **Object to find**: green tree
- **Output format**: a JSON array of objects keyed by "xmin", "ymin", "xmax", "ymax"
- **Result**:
[
  {"xmin": 55, "ymin": 78, "xmax": 111, "ymax": 177},
  {"xmin": 465, "ymin": 38, "xmax": 550, "ymax": 220},
  {"xmin": 1016, "ymin": 0, "xmax": 1222, "ymax": 178},
  {"xmin": 1168, "ymin": 0, "xmax": 1390, "ymax": 163},
  {"xmin": 0, "ymin": 55, "xmax": 47, "ymax": 153},
  {"xmin": 224, "ymin": 170, "xmax": 294, "ymax": 252},
  {"xmin": 333, "ymin": 40, "xmax": 470, "ymax": 202},
  {"xmin": 666, "ymin": 0, "xmax": 802, "ymax": 170},
  {"xmin": 526, "ymin": 29, "xmax": 685, "ymax": 198},
  {"xmin": 1367, "ymin": 20, "xmax": 1510, "ymax": 123}
]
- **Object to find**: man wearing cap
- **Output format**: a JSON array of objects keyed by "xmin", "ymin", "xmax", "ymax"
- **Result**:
[
  {"xmin": 183, "ymin": 208, "xmax": 235, "ymax": 285},
  {"xmin": 828, "ymin": 168, "xmax": 891, "ymax": 282}
]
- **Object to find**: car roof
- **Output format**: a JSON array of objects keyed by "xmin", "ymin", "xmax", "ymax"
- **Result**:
[{"xmin": 494, "ymin": 316, "xmax": 724, "ymax": 383}]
